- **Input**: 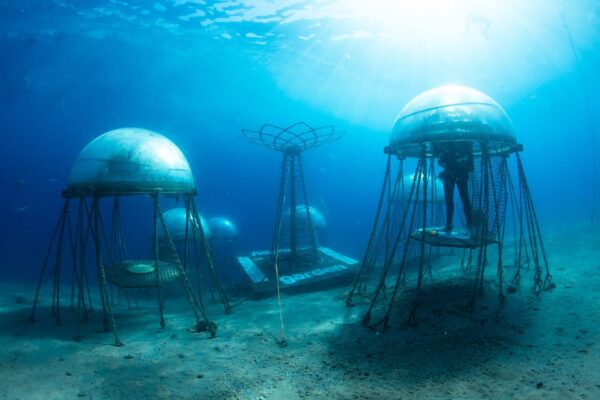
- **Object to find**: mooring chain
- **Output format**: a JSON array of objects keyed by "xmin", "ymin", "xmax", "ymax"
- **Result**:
[
  {"xmin": 489, "ymin": 156, "xmax": 508, "ymax": 303},
  {"xmin": 367, "ymin": 155, "xmax": 424, "ymax": 329},
  {"xmin": 384, "ymin": 157, "xmax": 424, "ymax": 328},
  {"xmin": 506, "ymin": 165, "xmax": 523, "ymax": 283},
  {"xmin": 67, "ymin": 200, "xmax": 78, "ymax": 311},
  {"xmin": 81, "ymin": 199, "xmax": 95, "ymax": 313},
  {"xmin": 92, "ymin": 198, "xmax": 122, "ymax": 346},
  {"xmin": 516, "ymin": 154, "xmax": 553, "ymax": 292},
  {"xmin": 347, "ymin": 154, "xmax": 393, "ymax": 306},
  {"xmin": 74, "ymin": 199, "xmax": 87, "ymax": 341},
  {"xmin": 468, "ymin": 147, "xmax": 489, "ymax": 312},
  {"xmin": 154, "ymin": 196, "xmax": 216, "ymax": 337},
  {"xmin": 30, "ymin": 201, "xmax": 69, "ymax": 322},
  {"xmin": 191, "ymin": 201, "xmax": 232, "ymax": 313},
  {"xmin": 408, "ymin": 152, "xmax": 430, "ymax": 327},
  {"xmin": 273, "ymin": 206, "xmax": 288, "ymax": 348},
  {"xmin": 361, "ymin": 156, "xmax": 413, "ymax": 323},
  {"xmin": 51, "ymin": 199, "xmax": 69, "ymax": 326},
  {"xmin": 152, "ymin": 194, "xmax": 166, "ymax": 329}
]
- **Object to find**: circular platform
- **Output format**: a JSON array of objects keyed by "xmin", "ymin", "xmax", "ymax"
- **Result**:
[{"xmin": 106, "ymin": 259, "xmax": 182, "ymax": 288}]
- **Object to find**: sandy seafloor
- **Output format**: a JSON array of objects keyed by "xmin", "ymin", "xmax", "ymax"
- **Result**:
[{"xmin": 1, "ymin": 221, "xmax": 599, "ymax": 400}]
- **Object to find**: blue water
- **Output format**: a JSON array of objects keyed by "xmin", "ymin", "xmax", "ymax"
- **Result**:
[{"xmin": 0, "ymin": 0, "xmax": 598, "ymax": 282}]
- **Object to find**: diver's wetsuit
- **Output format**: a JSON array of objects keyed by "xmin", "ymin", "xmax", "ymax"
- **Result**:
[{"xmin": 438, "ymin": 141, "xmax": 474, "ymax": 230}]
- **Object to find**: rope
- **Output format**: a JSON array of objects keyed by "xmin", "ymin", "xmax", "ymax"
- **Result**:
[
  {"xmin": 271, "ymin": 154, "xmax": 289, "ymax": 261},
  {"xmin": 191, "ymin": 201, "xmax": 232, "ymax": 313},
  {"xmin": 81, "ymin": 199, "xmax": 94, "ymax": 313},
  {"xmin": 50, "ymin": 200, "xmax": 69, "ymax": 326},
  {"xmin": 92, "ymin": 198, "xmax": 122, "ymax": 346},
  {"xmin": 346, "ymin": 154, "xmax": 392, "ymax": 306},
  {"xmin": 468, "ymin": 145, "xmax": 489, "ymax": 312},
  {"xmin": 366, "ymin": 156, "xmax": 424, "ymax": 329},
  {"xmin": 74, "ymin": 199, "xmax": 86, "ymax": 341},
  {"xmin": 153, "ymin": 194, "xmax": 166, "ymax": 328},
  {"xmin": 516, "ymin": 153, "xmax": 553, "ymax": 292},
  {"xmin": 407, "ymin": 152, "xmax": 429, "ymax": 326},
  {"xmin": 272, "ymin": 171, "xmax": 289, "ymax": 348},
  {"xmin": 155, "ymin": 197, "xmax": 217, "ymax": 337},
  {"xmin": 30, "ymin": 200, "xmax": 69, "ymax": 323}
]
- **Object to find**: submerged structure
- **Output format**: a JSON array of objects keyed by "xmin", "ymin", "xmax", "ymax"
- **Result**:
[
  {"xmin": 161, "ymin": 208, "xmax": 230, "ymax": 306},
  {"xmin": 208, "ymin": 217, "xmax": 239, "ymax": 242},
  {"xmin": 237, "ymin": 122, "xmax": 358, "ymax": 296},
  {"xmin": 347, "ymin": 86, "xmax": 554, "ymax": 328},
  {"xmin": 30, "ymin": 128, "xmax": 228, "ymax": 345},
  {"xmin": 282, "ymin": 204, "xmax": 327, "ymax": 240},
  {"xmin": 163, "ymin": 208, "xmax": 212, "ymax": 243},
  {"xmin": 208, "ymin": 217, "xmax": 242, "ymax": 287}
]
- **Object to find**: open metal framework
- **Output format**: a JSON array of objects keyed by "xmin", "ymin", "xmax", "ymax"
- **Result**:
[
  {"xmin": 241, "ymin": 122, "xmax": 343, "ymax": 273},
  {"xmin": 346, "ymin": 142, "xmax": 554, "ymax": 329},
  {"xmin": 30, "ymin": 189, "xmax": 230, "ymax": 346}
]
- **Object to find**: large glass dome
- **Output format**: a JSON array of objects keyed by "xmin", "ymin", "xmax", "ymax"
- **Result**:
[
  {"xmin": 162, "ymin": 208, "xmax": 211, "ymax": 242},
  {"xmin": 390, "ymin": 85, "xmax": 517, "ymax": 157},
  {"xmin": 66, "ymin": 128, "xmax": 195, "ymax": 196}
]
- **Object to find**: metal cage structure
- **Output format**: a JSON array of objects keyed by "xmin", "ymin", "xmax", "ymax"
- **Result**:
[
  {"xmin": 30, "ymin": 128, "xmax": 229, "ymax": 345},
  {"xmin": 346, "ymin": 86, "xmax": 554, "ymax": 329}
]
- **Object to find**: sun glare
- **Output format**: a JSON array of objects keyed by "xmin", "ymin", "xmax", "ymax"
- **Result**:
[{"xmin": 342, "ymin": 0, "xmax": 485, "ymax": 39}]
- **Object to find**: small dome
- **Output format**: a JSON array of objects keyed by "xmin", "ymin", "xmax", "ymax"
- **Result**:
[
  {"xmin": 162, "ymin": 208, "xmax": 211, "ymax": 242},
  {"xmin": 283, "ymin": 204, "xmax": 326, "ymax": 231},
  {"xmin": 390, "ymin": 86, "xmax": 517, "ymax": 157},
  {"xmin": 67, "ymin": 128, "xmax": 195, "ymax": 196},
  {"xmin": 208, "ymin": 217, "xmax": 239, "ymax": 240},
  {"xmin": 397, "ymin": 174, "xmax": 445, "ymax": 205}
]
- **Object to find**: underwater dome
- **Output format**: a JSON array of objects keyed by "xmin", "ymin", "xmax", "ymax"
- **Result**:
[
  {"xmin": 208, "ymin": 217, "xmax": 239, "ymax": 240},
  {"xmin": 162, "ymin": 208, "xmax": 211, "ymax": 242},
  {"xmin": 282, "ymin": 204, "xmax": 327, "ymax": 231},
  {"xmin": 398, "ymin": 174, "xmax": 445, "ymax": 205},
  {"xmin": 390, "ymin": 85, "xmax": 517, "ymax": 157},
  {"xmin": 66, "ymin": 127, "xmax": 195, "ymax": 196}
]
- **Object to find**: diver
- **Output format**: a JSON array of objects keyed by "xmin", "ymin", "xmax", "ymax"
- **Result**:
[{"xmin": 437, "ymin": 141, "xmax": 474, "ymax": 238}]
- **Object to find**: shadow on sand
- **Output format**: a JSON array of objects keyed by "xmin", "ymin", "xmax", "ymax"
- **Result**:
[{"xmin": 325, "ymin": 277, "xmax": 536, "ymax": 384}]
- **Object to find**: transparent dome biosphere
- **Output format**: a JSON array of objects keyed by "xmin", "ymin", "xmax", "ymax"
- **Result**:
[
  {"xmin": 390, "ymin": 85, "xmax": 517, "ymax": 157},
  {"xmin": 67, "ymin": 127, "xmax": 195, "ymax": 196}
]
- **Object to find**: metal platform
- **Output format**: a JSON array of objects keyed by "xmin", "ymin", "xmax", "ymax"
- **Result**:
[
  {"xmin": 237, "ymin": 247, "xmax": 359, "ymax": 296},
  {"xmin": 410, "ymin": 227, "xmax": 497, "ymax": 249},
  {"xmin": 106, "ymin": 259, "xmax": 181, "ymax": 288}
]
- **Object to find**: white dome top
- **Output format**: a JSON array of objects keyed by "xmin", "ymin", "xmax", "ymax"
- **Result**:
[
  {"xmin": 390, "ymin": 85, "xmax": 517, "ymax": 157},
  {"xmin": 67, "ymin": 127, "xmax": 194, "ymax": 196}
]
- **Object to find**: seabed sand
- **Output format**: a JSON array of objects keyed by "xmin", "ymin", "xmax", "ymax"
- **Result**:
[{"xmin": 1, "ymin": 223, "xmax": 600, "ymax": 399}]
